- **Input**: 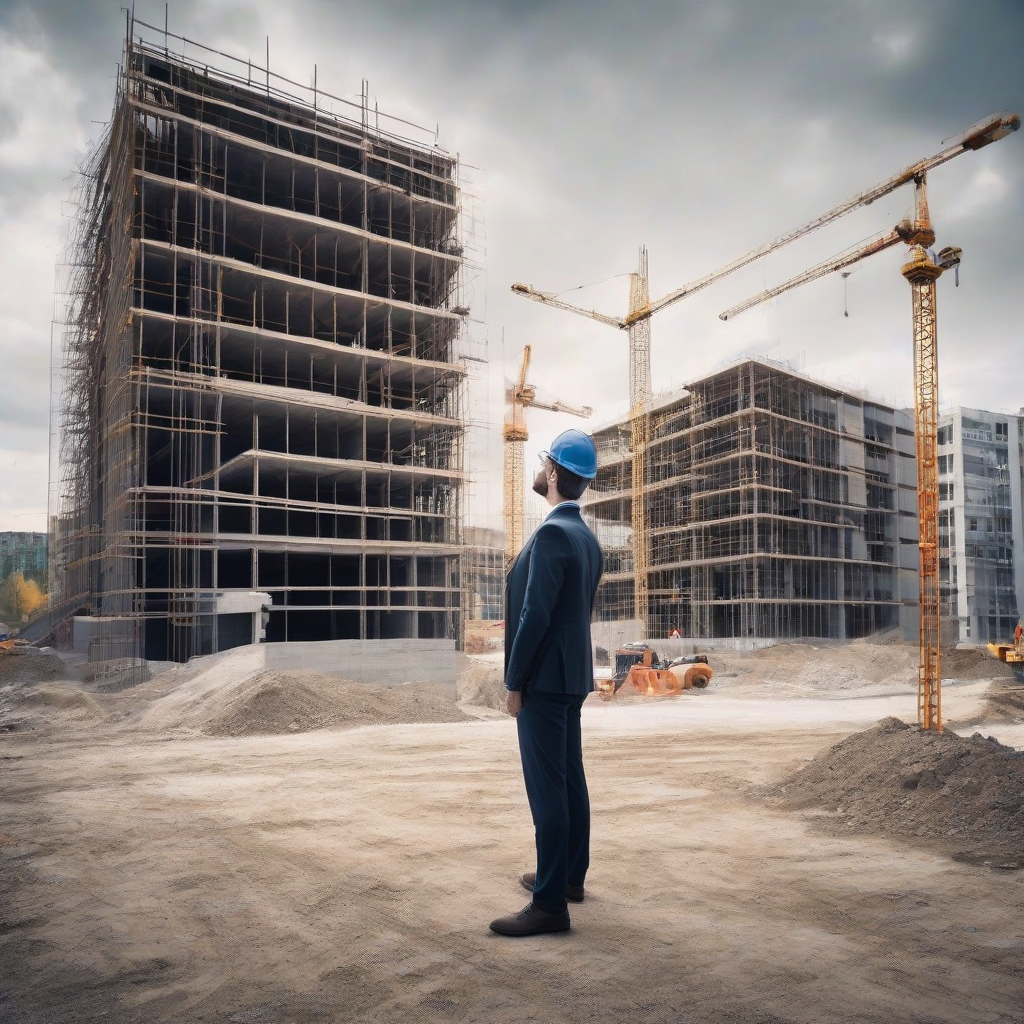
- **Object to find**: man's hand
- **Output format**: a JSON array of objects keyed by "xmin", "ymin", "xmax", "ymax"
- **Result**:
[{"xmin": 505, "ymin": 689, "xmax": 523, "ymax": 717}]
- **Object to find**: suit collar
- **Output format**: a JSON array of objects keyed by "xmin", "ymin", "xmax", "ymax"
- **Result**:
[{"xmin": 546, "ymin": 502, "xmax": 582, "ymax": 520}]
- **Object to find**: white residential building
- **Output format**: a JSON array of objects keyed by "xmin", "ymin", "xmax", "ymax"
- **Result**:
[{"xmin": 937, "ymin": 407, "xmax": 1024, "ymax": 644}]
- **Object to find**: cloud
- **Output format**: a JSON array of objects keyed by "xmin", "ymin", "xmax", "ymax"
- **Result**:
[{"xmin": 0, "ymin": 0, "xmax": 1021, "ymax": 531}]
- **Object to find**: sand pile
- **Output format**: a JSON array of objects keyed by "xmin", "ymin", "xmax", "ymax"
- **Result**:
[
  {"xmin": 710, "ymin": 640, "xmax": 919, "ymax": 690},
  {"xmin": 205, "ymin": 672, "xmax": 468, "ymax": 736},
  {"xmin": 768, "ymin": 717, "xmax": 1024, "ymax": 869},
  {"xmin": 1, "ymin": 681, "xmax": 106, "ymax": 734},
  {"xmin": 17, "ymin": 684, "xmax": 104, "ymax": 716},
  {"xmin": 136, "ymin": 667, "xmax": 468, "ymax": 737},
  {"xmin": 456, "ymin": 659, "xmax": 506, "ymax": 711},
  {"xmin": 0, "ymin": 650, "xmax": 66, "ymax": 685},
  {"xmin": 710, "ymin": 640, "xmax": 1007, "ymax": 692}
]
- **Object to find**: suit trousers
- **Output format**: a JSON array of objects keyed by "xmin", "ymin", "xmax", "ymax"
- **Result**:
[{"xmin": 516, "ymin": 689, "xmax": 590, "ymax": 914}]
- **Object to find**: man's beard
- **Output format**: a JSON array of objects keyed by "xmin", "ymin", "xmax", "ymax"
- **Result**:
[{"xmin": 531, "ymin": 467, "xmax": 549, "ymax": 497}]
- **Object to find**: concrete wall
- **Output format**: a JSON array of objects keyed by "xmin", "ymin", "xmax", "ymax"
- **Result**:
[
  {"xmin": 591, "ymin": 620, "xmax": 778, "ymax": 657},
  {"xmin": 591, "ymin": 619, "xmax": 645, "ymax": 655},
  {"xmin": 262, "ymin": 639, "xmax": 457, "ymax": 685},
  {"xmin": 641, "ymin": 637, "xmax": 779, "ymax": 656}
]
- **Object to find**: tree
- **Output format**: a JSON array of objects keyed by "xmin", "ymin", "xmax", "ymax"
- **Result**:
[{"xmin": 0, "ymin": 573, "xmax": 47, "ymax": 625}]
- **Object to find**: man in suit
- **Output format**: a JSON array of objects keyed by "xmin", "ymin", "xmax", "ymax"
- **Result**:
[{"xmin": 490, "ymin": 429, "xmax": 603, "ymax": 937}]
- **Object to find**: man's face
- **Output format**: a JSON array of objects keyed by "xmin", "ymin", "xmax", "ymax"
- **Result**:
[{"xmin": 532, "ymin": 458, "xmax": 555, "ymax": 498}]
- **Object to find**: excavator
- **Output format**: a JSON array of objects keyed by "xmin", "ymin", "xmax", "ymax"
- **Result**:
[{"xmin": 988, "ymin": 623, "xmax": 1024, "ymax": 684}]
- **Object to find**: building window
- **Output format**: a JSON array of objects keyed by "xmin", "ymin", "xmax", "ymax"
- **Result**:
[{"xmin": 995, "ymin": 422, "xmax": 1008, "ymax": 440}]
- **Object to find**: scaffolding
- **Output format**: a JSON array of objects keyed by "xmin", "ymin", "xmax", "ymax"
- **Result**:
[
  {"xmin": 49, "ymin": 19, "xmax": 471, "ymax": 667},
  {"xmin": 585, "ymin": 357, "xmax": 919, "ymax": 640},
  {"xmin": 464, "ymin": 526, "xmax": 504, "ymax": 620}
]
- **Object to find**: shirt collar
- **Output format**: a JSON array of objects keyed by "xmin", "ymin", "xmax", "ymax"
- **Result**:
[{"xmin": 546, "ymin": 500, "xmax": 581, "ymax": 519}]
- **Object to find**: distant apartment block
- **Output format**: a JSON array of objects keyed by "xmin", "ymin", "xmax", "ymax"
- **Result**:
[
  {"xmin": 584, "ymin": 358, "xmax": 920, "ymax": 640},
  {"xmin": 0, "ymin": 532, "xmax": 48, "ymax": 588},
  {"xmin": 938, "ymin": 407, "xmax": 1024, "ymax": 643}
]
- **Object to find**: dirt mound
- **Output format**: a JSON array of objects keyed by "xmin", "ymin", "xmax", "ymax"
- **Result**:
[
  {"xmin": 709, "ymin": 640, "xmax": 919, "ymax": 691},
  {"xmin": 1, "ymin": 681, "xmax": 105, "ymax": 734},
  {"xmin": 464, "ymin": 620, "xmax": 503, "ymax": 655},
  {"xmin": 706, "ymin": 640, "xmax": 1007, "ymax": 692},
  {"xmin": 18, "ymin": 684, "xmax": 104, "ymax": 715},
  {"xmin": 204, "ymin": 671, "xmax": 469, "ymax": 737},
  {"xmin": 0, "ymin": 650, "xmax": 66, "ymax": 685},
  {"xmin": 456, "ymin": 659, "xmax": 506, "ymax": 711},
  {"xmin": 950, "ymin": 680, "xmax": 1024, "ymax": 726},
  {"xmin": 767, "ymin": 717, "xmax": 1024, "ymax": 869},
  {"xmin": 941, "ymin": 646, "xmax": 1013, "ymax": 679}
]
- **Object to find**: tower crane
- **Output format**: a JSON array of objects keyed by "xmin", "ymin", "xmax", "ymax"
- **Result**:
[
  {"xmin": 717, "ymin": 124, "xmax": 1019, "ymax": 733},
  {"xmin": 511, "ymin": 112, "xmax": 1018, "ymax": 637},
  {"xmin": 718, "ymin": 177, "xmax": 961, "ymax": 731},
  {"xmin": 514, "ymin": 248, "xmax": 654, "ymax": 628},
  {"xmin": 503, "ymin": 345, "xmax": 592, "ymax": 566},
  {"xmin": 511, "ymin": 111, "xmax": 1017, "ymax": 638}
]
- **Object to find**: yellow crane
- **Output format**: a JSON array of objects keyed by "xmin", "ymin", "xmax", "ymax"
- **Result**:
[
  {"xmin": 503, "ymin": 345, "xmax": 592, "ymax": 566},
  {"xmin": 718, "ymin": 117, "xmax": 1020, "ymax": 732},
  {"xmin": 512, "ymin": 111, "xmax": 1017, "ymax": 650},
  {"xmin": 510, "ymin": 112, "xmax": 1018, "ymax": 636}
]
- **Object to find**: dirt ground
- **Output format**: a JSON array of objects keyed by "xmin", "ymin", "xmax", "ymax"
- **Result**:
[{"xmin": 2, "ymin": 646, "xmax": 1024, "ymax": 1023}]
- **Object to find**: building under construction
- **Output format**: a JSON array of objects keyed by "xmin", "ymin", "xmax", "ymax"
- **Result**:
[
  {"xmin": 585, "ymin": 357, "xmax": 920, "ymax": 640},
  {"xmin": 50, "ymin": 24, "xmax": 468, "ymax": 662}
]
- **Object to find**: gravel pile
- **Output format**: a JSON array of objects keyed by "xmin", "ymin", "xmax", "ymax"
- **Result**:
[{"xmin": 0, "ymin": 650, "xmax": 66, "ymax": 685}]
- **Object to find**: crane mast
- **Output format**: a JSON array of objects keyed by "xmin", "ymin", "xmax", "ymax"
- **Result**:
[
  {"xmin": 628, "ymin": 249, "xmax": 653, "ymax": 627},
  {"xmin": 903, "ymin": 176, "xmax": 944, "ymax": 731},
  {"xmin": 716, "ymin": 170, "xmax": 976, "ymax": 731},
  {"xmin": 503, "ymin": 347, "xmax": 532, "ymax": 567}
]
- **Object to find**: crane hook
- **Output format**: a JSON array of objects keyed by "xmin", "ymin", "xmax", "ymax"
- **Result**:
[
  {"xmin": 937, "ymin": 245, "xmax": 963, "ymax": 287},
  {"xmin": 841, "ymin": 271, "xmax": 852, "ymax": 317}
]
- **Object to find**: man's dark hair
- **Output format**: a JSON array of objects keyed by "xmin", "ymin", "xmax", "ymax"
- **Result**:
[{"xmin": 553, "ymin": 462, "xmax": 590, "ymax": 501}]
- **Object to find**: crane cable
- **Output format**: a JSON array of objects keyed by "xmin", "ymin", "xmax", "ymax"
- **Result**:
[{"xmin": 553, "ymin": 271, "xmax": 632, "ymax": 298}]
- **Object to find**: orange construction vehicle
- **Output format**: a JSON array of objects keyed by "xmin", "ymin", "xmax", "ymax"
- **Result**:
[
  {"xmin": 988, "ymin": 621, "xmax": 1024, "ymax": 684},
  {"xmin": 595, "ymin": 643, "xmax": 713, "ymax": 700}
]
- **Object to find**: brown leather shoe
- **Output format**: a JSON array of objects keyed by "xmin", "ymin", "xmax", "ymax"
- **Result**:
[
  {"xmin": 489, "ymin": 902, "xmax": 571, "ymax": 937},
  {"xmin": 518, "ymin": 871, "xmax": 585, "ymax": 903}
]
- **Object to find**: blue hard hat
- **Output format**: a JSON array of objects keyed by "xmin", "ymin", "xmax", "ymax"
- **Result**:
[{"xmin": 543, "ymin": 428, "xmax": 598, "ymax": 480}]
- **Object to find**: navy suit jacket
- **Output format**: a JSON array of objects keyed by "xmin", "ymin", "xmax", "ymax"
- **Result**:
[{"xmin": 504, "ymin": 504, "xmax": 604, "ymax": 695}]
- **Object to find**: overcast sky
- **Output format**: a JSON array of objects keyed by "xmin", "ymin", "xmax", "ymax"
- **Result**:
[{"xmin": 1, "ymin": 0, "xmax": 1021, "ymax": 533}]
